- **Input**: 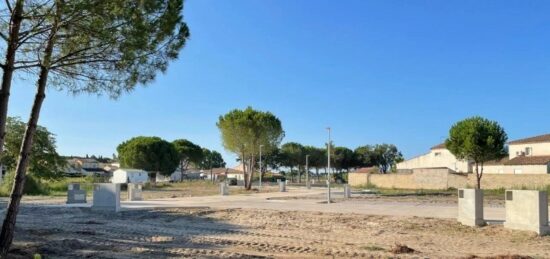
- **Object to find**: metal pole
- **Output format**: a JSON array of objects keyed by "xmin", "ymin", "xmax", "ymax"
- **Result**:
[
  {"xmin": 306, "ymin": 155, "xmax": 310, "ymax": 189},
  {"xmin": 259, "ymin": 144, "xmax": 263, "ymax": 189},
  {"xmin": 327, "ymin": 127, "xmax": 331, "ymax": 203}
]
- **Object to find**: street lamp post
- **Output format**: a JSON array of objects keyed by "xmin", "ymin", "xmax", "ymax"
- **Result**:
[
  {"xmin": 259, "ymin": 144, "xmax": 263, "ymax": 189},
  {"xmin": 326, "ymin": 127, "xmax": 331, "ymax": 203},
  {"xmin": 306, "ymin": 155, "xmax": 310, "ymax": 189}
]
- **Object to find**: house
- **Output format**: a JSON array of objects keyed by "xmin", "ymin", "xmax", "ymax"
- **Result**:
[
  {"xmin": 111, "ymin": 168, "xmax": 150, "ymax": 183},
  {"xmin": 396, "ymin": 143, "xmax": 472, "ymax": 173},
  {"xmin": 397, "ymin": 133, "xmax": 550, "ymax": 174}
]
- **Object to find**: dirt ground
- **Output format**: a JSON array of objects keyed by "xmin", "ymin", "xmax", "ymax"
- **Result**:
[{"xmin": 7, "ymin": 205, "xmax": 550, "ymax": 259}]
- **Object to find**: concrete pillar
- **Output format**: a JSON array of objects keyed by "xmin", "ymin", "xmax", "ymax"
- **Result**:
[
  {"xmin": 220, "ymin": 183, "xmax": 229, "ymax": 196},
  {"xmin": 343, "ymin": 184, "xmax": 351, "ymax": 198},
  {"xmin": 66, "ymin": 183, "xmax": 87, "ymax": 204},
  {"xmin": 279, "ymin": 181, "xmax": 286, "ymax": 192},
  {"xmin": 92, "ymin": 183, "xmax": 120, "ymax": 212},
  {"xmin": 457, "ymin": 189, "xmax": 485, "ymax": 227},
  {"xmin": 504, "ymin": 190, "xmax": 550, "ymax": 235},
  {"xmin": 127, "ymin": 183, "xmax": 143, "ymax": 201}
]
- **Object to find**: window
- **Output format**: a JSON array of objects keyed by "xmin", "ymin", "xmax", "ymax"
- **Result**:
[
  {"xmin": 434, "ymin": 152, "xmax": 441, "ymax": 157},
  {"xmin": 525, "ymin": 147, "xmax": 532, "ymax": 156}
]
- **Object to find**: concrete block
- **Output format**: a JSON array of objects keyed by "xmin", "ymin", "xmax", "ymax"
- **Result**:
[
  {"xmin": 279, "ymin": 181, "xmax": 286, "ymax": 192},
  {"xmin": 457, "ymin": 189, "xmax": 485, "ymax": 227},
  {"xmin": 92, "ymin": 183, "xmax": 120, "ymax": 212},
  {"xmin": 343, "ymin": 184, "xmax": 351, "ymax": 198},
  {"xmin": 504, "ymin": 190, "xmax": 550, "ymax": 235},
  {"xmin": 128, "ymin": 183, "xmax": 143, "ymax": 201},
  {"xmin": 67, "ymin": 183, "xmax": 87, "ymax": 204},
  {"xmin": 220, "ymin": 183, "xmax": 229, "ymax": 196}
]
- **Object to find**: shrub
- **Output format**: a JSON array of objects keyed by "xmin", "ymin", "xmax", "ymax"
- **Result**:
[{"xmin": 0, "ymin": 171, "xmax": 48, "ymax": 196}]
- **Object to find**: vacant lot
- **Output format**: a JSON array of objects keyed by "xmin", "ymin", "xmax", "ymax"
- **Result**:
[{"xmin": 7, "ymin": 205, "xmax": 550, "ymax": 258}]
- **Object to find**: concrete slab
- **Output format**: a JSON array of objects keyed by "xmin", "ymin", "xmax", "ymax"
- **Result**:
[
  {"xmin": 128, "ymin": 183, "xmax": 143, "ymax": 201},
  {"xmin": 504, "ymin": 190, "xmax": 550, "ymax": 235},
  {"xmin": 92, "ymin": 183, "xmax": 120, "ymax": 212},
  {"xmin": 66, "ymin": 183, "xmax": 87, "ymax": 204},
  {"xmin": 458, "ymin": 189, "xmax": 485, "ymax": 226}
]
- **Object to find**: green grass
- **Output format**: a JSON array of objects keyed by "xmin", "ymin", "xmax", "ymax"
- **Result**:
[{"xmin": 0, "ymin": 174, "xmax": 96, "ymax": 197}]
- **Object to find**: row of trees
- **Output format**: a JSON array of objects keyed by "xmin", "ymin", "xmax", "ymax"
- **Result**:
[
  {"xmin": 117, "ymin": 136, "xmax": 226, "ymax": 179},
  {"xmin": 0, "ymin": 0, "xmax": 189, "ymax": 254},
  {"xmin": 216, "ymin": 107, "xmax": 404, "ymax": 188},
  {"xmin": 272, "ymin": 142, "xmax": 403, "ymax": 182}
]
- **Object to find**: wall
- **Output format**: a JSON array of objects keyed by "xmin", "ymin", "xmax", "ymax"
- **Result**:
[
  {"xmin": 350, "ymin": 170, "xmax": 550, "ymax": 190},
  {"xmin": 483, "ymin": 164, "xmax": 549, "ymax": 174},
  {"xmin": 396, "ymin": 148, "xmax": 472, "ymax": 173},
  {"xmin": 349, "ymin": 168, "xmax": 467, "ymax": 190},
  {"xmin": 509, "ymin": 142, "xmax": 550, "ymax": 158}
]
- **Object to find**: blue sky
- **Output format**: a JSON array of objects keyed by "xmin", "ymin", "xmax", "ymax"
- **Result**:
[{"xmin": 8, "ymin": 0, "xmax": 550, "ymax": 167}]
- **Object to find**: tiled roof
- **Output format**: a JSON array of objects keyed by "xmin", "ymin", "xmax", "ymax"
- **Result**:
[
  {"xmin": 484, "ymin": 157, "xmax": 510, "ymax": 165},
  {"xmin": 430, "ymin": 143, "xmax": 446, "ymax": 150},
  {"xmin": 508, "ymin": 134, "xmax": 550, "ymax": 145},
  {"xmin": 504, "ymin": 155, "xmax": 550, "ymax": 166}
]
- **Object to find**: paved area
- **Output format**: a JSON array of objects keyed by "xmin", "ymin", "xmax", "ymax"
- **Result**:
[{"xmin": 13, "ymin": 186, "xmax": 510, "ymax": 222}]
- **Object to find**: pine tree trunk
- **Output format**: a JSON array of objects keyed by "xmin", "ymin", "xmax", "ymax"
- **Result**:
[
  {"xmin": 0, "ymin": 4, "xmax": 58, "ymax": 254},
  {"xmin": 241, "ymin": 152, "xmax": 247, "ymax": 188},
  {"xmin": 0, "ymin": 0, "xmax": 25, "ymax": 169}
]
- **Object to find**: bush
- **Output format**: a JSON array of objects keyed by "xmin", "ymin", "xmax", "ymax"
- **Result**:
[{"xmin": 0, "ymin": 171, "xmax": 48, "ymax": 196}]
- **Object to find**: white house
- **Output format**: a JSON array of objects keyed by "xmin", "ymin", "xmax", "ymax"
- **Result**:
[
  {"xmin": 111, "ymin": 168, "xmax": 150, "ymax": 183},
  {"xmin": 397, "ymin": 133, "xmax": 550, "ymax": 174}
]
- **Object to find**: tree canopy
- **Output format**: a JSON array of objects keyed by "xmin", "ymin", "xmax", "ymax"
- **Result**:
[
  {"xmin": 445, "ymin": 116, "xmax": 507, "ymax": 189},
  {"xmin": 0, "ymin": 117, "xmax": 65, "ymax": 180},
  {"xmin": 117, "ymin": 136, "xmax": 179, "ymax": 176},
  {"xmin": 173, "ymin": 139, "xmax": 204, "ymax": 171},
  {"xmin": 217, "ymin": 107, "xmax": 284, "ymax": 189},
  {"xmin": 199, "ymin": 148, "xmax": 226, "ymax": 169}
]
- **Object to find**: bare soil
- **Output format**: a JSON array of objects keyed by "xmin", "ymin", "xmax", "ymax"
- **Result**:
[{"xmin": 7, "ymin": 206, "xmax": 550, "ymax": 258}]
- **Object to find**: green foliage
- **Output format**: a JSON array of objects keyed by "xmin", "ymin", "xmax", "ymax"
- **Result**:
[
  {"xmin": 117, "ymin": 136, "xmax": 179, "ymax": 176},
  {"xmin": 445, "ymin": 116, "xmax": 507, "ymax": 189},
  {"xmin": 198, "ymin": 148, "xmax": 226, "ymax": 169},
  {"xmin": 217, "ymin": 107, "xmax": 285, "ymax": 158},
  {"xmin": 172, "ymin": 139, "xmax": 204, "ymax": 170},
  {"xmin": 0, "ymin": 171, "xmax": 47, "ymax": 196},
  {"xmin": 333, "ymin": 146, "xmax": 354, "ymax": 172},
  {"xmin": 280, "ymin": 142, "xmax": 305, "ymax": 169},
  {"xmin": 0, "ymin": 117, "xmax": 65, "ymax": 180},
  {"xmin": 303, "ymin": 145, "xmax": 326, "ymax": 169},
  {"xmin": 354, "ymin": 144, "xmax": 403, "ymax": 173},
  {"xmin": 446, "ymin": 116, "xmax": 508, "ymax": 163}
]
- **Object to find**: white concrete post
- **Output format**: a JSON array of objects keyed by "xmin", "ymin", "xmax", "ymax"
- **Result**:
[
  {"xmin": 279, "ymin": 180, "xmax": 286, "ymax": 192},
  {"xmin": 220, "ymin": 182, "xmax": 229, "ymax": 196},
  {"xmin": 92, "ymin": 183, "xmax": 121, "ymax": 212},
  {"xmin": 66, "ymin": 183, "xmax": 87, "ymax": 204},
  {"xmin": 457, "ymin": 189, "xmax": 485, "ymax": 227},
  {"xmin": 343, "ymin": 184, "xmax": 351, "ymax": 199},
  {"xmin": 504, "ymin": 190, "xmax": 550, "ymax": 235},
  {"xmin": 127, "ymin": 183, "xmax": 143, "ymax": 201}
]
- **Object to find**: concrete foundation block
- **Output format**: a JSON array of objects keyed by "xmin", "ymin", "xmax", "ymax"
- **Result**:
[
  {"xmin": 279, "ymin": 181, "xmax": 286, "ymax": 192},
  {"xmin": 504, "ymin": 190, "xmax": 550, "ymax": 235},
  {"xmin": 128, "ymin": 183, "xmax": 143, "ymax": 201},
  {"xmin": 220, "ymin": 183, "xmax": 229, "ymax": 196},
  {"xmin": 458, "ymin": 189, "xmax": 485, "ymax": 227},
  {"xmin": 92, "ymin": 183, "xmax": 121, "ymax": 212},
  {"xmin": 343, "ymin": 184, "xmax": 351, "ymax": 198},
  {"xmin": 66, "ymin": 183, "xmax": 87, "ymax": 204}
]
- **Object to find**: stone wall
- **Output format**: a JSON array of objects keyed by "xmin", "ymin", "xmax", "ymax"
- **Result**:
[
  {"xmin": 349, "ymin": 168, "xmax": 467, "ymax": 190},
  {"xmin": 349, "ymin": 169, "xmax": 550, "ymax": 190}
]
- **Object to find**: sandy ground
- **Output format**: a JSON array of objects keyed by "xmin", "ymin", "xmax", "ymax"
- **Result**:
[
  {"xmin": 6, "ymin": 206, "xmax": 550, "ymax": 258},
  {"xmin": 1, "ymin": 187, "xmax": 548, "ymax": 258}
]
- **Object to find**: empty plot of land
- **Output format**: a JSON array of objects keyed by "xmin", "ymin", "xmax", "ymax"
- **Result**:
[{"xmin": 7, "ymin": 206, "xmax": 550, "ymax": 258}]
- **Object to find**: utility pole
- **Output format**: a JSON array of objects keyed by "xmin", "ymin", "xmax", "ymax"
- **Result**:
[
  {"xmin": 306, "ymin": 155, "xmax": 310, "ymax": 189},
  {"xmin": 259, "ymin": 144, "xmax": 263, "ymax": 189},
  {"xmin": 326, "ymin": 127, "xmax": 332, "ymax": 203}
]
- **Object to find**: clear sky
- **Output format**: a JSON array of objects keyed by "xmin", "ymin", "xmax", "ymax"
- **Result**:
[{"xmin": 7, "ymin": 0, "xmax": 550, "ymax": 167}]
